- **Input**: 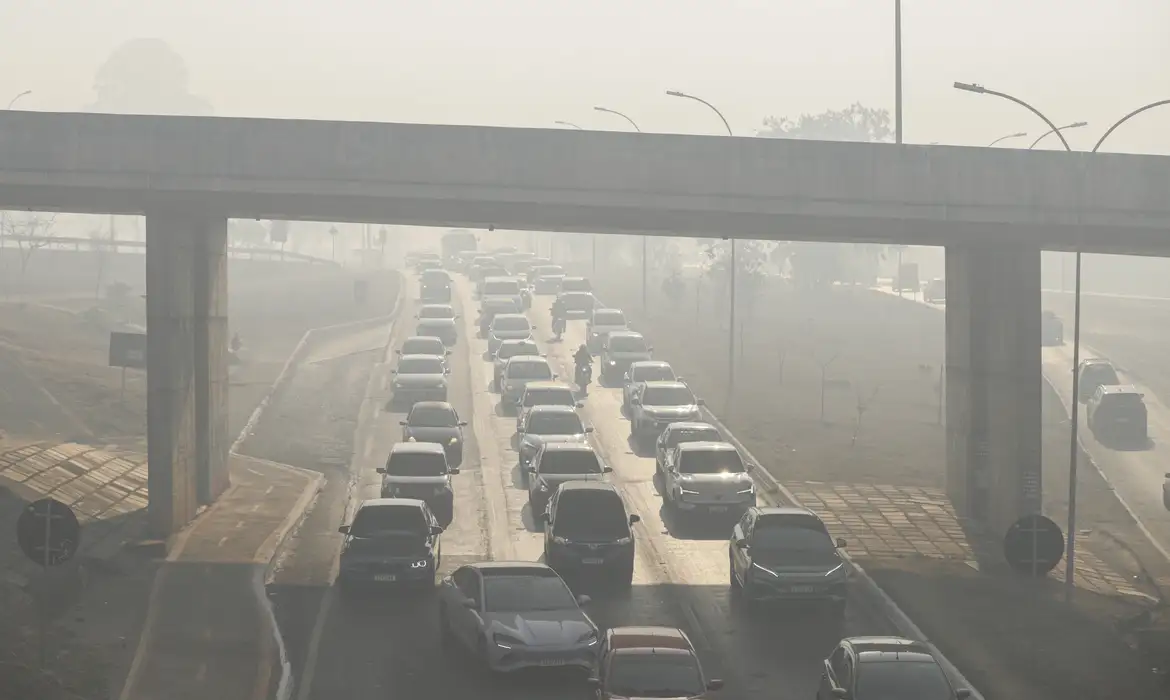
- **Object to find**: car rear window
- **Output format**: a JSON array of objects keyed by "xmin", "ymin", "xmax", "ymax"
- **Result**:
[
  {"xmin": 407, "ymin": 405, "xmax": 456, "ymax": 427},
  {"xmin": 667, "ymin": 427, "xmax": 721, "ymax": 448},
  {"xmin": 402, "ymin": 339, "xmax": 444, "ymax": 355},
  {"xmin": 609, "ymin": 336, "xmax": 647, "ymax": 353},
  {"xmin": 350, "ymin": 505, "xmax": 426, "ymax": 535},
  {"xmin": 484, "ymin": 280, "xmax": 521, "ymax": 296},
  {"xmin": 507, "ymin": 361, "xmax": 553, "ymax": 380},
  {"xmin": 493, "ymin": 316, "xmax": 531, "ymax": 332},
  {"xmin": 642, "ymin": 385, "xmax": 694, "ymax": 406},
  {"xmin": 554, "ymin": 491, "xmax": 628, "ymax": 539},
  {"xmin": 386, "ymin": 452, "xmax": 448, "ymax": 476},
  {"xmin": 633, "ymin": 365, "xmax": 675, "ymax": 382},
  {"xmin": 540, "ymin": 450, "xmax": 602, "ymax": 475},
  {"xmin": 593, "ymin": 310, "xmax": 625, "ymax": 326},
  {"xmin": 525, "ymin": 388, "xmax": 575, "ymax": 407},
  {"xmin": 398, "ymin": 357, "xmax": 444, "ymax": 374}
]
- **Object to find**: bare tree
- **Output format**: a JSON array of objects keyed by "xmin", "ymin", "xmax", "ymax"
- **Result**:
[
  {"xmin": 817, "ymin": 351, "xmax": 840, "ymax": 423},
  {"xmin": 4, "ymin": 213, "xmax": 59, "ymax": 275},
  {"xmin": 851, "ymin": 384, "xmax": 883, "ymax": 447}
]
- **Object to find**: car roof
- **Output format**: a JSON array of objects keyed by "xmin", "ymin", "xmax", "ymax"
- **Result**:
[
  {"xmin": 607, "ymin": 626, "xmax": 694, "ymax": 652},
  {"xmin": 540, "ymin": 442, "xmax": 596, "ymax": 453},
  {"xmin": 562, "ymin": 276, "xmax": 588, "ymax": 281},
  {"xmin": 857, "ymin": 651, "xmax": 938, "ymax": 664},
  {"xmin": 484, "ymin": 275, "xmax": 520, "ymax": 282},
  {"xmin": 467, "ymin": 561, "xmax": 557, "ymax": 575},
  {"xmin": 522, "ymin": 381, "xmax": 573, "ymax": 392},
  {"xmin": 357, "ymin": 497, "xmax": 426, "ymax": 510},
  {"xmin": 419, "ymin": 303, "xmax": 453, "ymax": 310},
  {"xmin": 630, "ymin": 360, "xmax": 671, "ymax": 369},
  {"xmin": 398, "ymin": 353, "xmax": 445, "ymax": 362},
  {"xmin": 409, "ymin": 401, "xmax": 453, "ymax": 412},
  {"xmin": 844, "ymin": 636, "xmax": 929, "ymax": 653},
  {"xmin": 593, "ymin": 307, "xmax": 623, "ymax": 314},
  {"xmin": 500, "ymin": 338, "xmax": 538, "ymax": 346},
  {"xmin": 558, "ymin": 480, "xmax": 618, "ymax": 493},
  {"xmin": 756, "ymin": 505, "xmax": 819, "ymax": 518},
  {"xmin": 1081, "ymin": 358, "xmax": 1113, "ymax": 366},
  {"xmin": 1099, "ymin": 384, "xmax": 1141, "ymax": 395},
  {"xmin": 608, "ymin": 330, "xmax": 644, "ymax": 339},
  {"xmin": 528, "ymin": 404, "xmax": 578, "ymax": 415},
  {"xmin": 492, "ymin": 313, "xmax": 528, "ymax": 321},
  {"xmin": 664, "ymin": 422, "xmax": 719, "ymax": 433},
  {"xmin": 403, "ymin": 336, "xmax": 444, "ymax": 344},
  {"xmin": 506, "ymin": 355, "xmax": 549, "ymax": 365},
  {"xmin": 640, "ymin": 380, "xmax": 689, "ymax": 390},
  {"xmin": 676, "ymin": 441, "xmax": 738, "ymax": 452},
  {"xmin": 390, "ymin": 442, "xmax": 446, "ymax": 455}
]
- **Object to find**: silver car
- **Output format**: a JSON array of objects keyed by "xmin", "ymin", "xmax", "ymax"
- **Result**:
[
  {"xmin": 518, "ymin": 404, "xmax": 594, "ymax": 471},
  {"xmin": 487, "ymin": 313, "xmax": 534, "ymax": 355},
  {"xmin": 437, "ymin": 561, "xmax": 600, "ymax": 673},
  {"xmin": 501, "ymin": 356, "xmax": 556, "ymax": 406},
  {"xmin": 390, "ymin": 354, "xmax": 451, "ymax": 406},
  {"xmin": 493, "ymin": 339, "xmax": 542, "ymax": 391},
  {"xmin": 622, "ymin": 361, "xmax": 678, "ymax": 408},
  {"xmin": 585, "ymin": 308, "xmax": 628, "ymax": 353},
  {"xmin": 663, "ymin": 441, "xmax": 757, "ymax": 518}
]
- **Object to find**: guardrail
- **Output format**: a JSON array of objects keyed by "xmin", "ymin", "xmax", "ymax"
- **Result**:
[{"xmin": 1, "ymin": 234, "xmax": 335, "ymax": 265}]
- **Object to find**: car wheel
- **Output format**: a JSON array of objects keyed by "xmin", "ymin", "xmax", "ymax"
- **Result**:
[
  {"xmin": 729, "ymin": 556, "xmax": 741, "ymax": 594},
  {"xmin": 615, "ymin": 561, "xmax": 634, "ymax": 588}
]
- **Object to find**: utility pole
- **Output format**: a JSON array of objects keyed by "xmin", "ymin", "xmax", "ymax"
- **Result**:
[{"xmin": 895, "ymin": 0, "xmax": 903, "ymax": 144}]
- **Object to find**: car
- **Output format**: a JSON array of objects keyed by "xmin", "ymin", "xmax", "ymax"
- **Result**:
[
  {"xmin": 556, "ymin": 290, "xmax": 597, "ymax": 319},
  {"xmin": 1041, "ymin": 309, "xmax": 1064, "ymax": 346},
  {"xmin": 415, "ymin": 304, "xmax": 459, "ymax": 345},
  {"xmin": 517, "ymin": 404, "xmax": 593, "ymax": 473},
  {"xmin": 629, "ymin": 381, "xmax": 703, "ymax": 442},
  {"xmin": 1076, "ymin": 358, "xmax": 1120, "ymax": 403},
  {"xmin": 378, "ymin": 442, "xmax": 459, "ymax": 524},
  {"xmin": 420, "ymin": 269, "xmax": 453, "ymax": 303},
  {"xmin": 511, "ymin": 258, "xmax": 538, "ymax": 277},
  {"xmin": 390, "ymin": 354, "xmax": 451, "ymax": 406},
  {"xmin": 591, "ymin": 627, "xmax": 722, "ymax": 699},
  {"xmin": 399, "ymin": 401, "xmax": 468, "ymax": 467},
  {"xmin": 923, "ymin": 277, "xmax": 945, "ymax": 304},
  {"xmin": 516, "ymin": 381, "xmax": 581, "ymax": 432},
  {"xmin": 662, "ymin": 441, "xmax": 755, "ymax": 517},
  {"xmin": 654, "ymin": 422, "xmax": 723, "ymax": 475},
  {"xmin": 528, "ymin": 264, "xmax": 565, "ymax": 285},
  {"xmin": 600, "ymin": 331, "xmax": 652, "ymax": 383},
  {"xmin": 473, "ymin": 265, "xmax": 508, "ymax": 286},
  {"xmin": 487, "ymin": 313, "xmax": 533, "ymax": 356},
  {"xmin": 397, "ymin": 336, "xmax": 451, "ymax": 359},
  {"xmin": 468, "ymin": 256, "xmax": 496, "ymax": 279},
  {"xmin": 337, "ymin": 498, "xmax": 444, "ymax": 589},
  {"xmin": 479, "ymin": 296, "xmax": 524, "ymax": 337},
  {"xmin": 527, "ymin": 442, "xmax": 613, "ymax": 515},
  {"xmin": 501, "ymin": 356, "xmax": 556, "ymax": 406},
  {"xmin": 437, "ymin": 561, "xmax": 600, "ymax": 673},
  {"xmin": 414, "ymin": 254, "xmax": 443, "ymax": 272},
  {"xmin": 622, "ymin": 361, "xmax": 678, "ymax": 408},
  {"xmin": 479, "ymin": 276, "xmax": 525, "ymax": 308},
  {"xmin": 585, "ymin": 308, "xmax": 628, "ymax": 353},
  {"xmin": 531, "ymin": 265, "xmax": 567, "ymax": 292},
  {"xmin": 1086, "ymin": 384, "xmax": 1148, "ymax": 446},
  {"xmin": 731, "ymin": 507, "xmax": 848, "ymax": 615},
  {"xmin": 560, "ymin": 276, "xmax": 592, "ymax": 293},
  {"xmin": 818, "ymin": 637, "xmax": 972, "ymax": 700},
  {"xmin": 493, "ymin": 339, "xmax": 542, "ymax": 391},
  {"xmin": 543, "ymin": 482, "xmax": 638, "ymax": 585}
]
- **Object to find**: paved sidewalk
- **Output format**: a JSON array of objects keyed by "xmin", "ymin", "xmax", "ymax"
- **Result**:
[{"xmin": 119, "ymin": 454, "xmax": 322, "ymax": 700}]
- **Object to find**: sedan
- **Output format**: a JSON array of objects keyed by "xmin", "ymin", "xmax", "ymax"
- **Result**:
[
  {"xmin": 437, "ymin": 561, "xmax": 599, "ymax": 673},
  {"xmin": 337, "ymin": 498, "xmax": 444, "ymax": 590}
]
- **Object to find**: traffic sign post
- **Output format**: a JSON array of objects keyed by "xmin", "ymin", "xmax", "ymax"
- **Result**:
[
  {"xmin": 16, "ymin": 498, "xmax": 81, "ymax": 667},
  {"xmin": 1003, "ymin": 514, "xmax": 1065, "ymax": 578}
]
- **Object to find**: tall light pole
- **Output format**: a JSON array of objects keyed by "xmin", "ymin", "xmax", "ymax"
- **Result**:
[
  {"xmin": 1029, "ymin": 121, "xmax": 1088, "ymax": 149},
  {"xmin": 894, "ymin": 0, "xmax": 903, "ymax": 144},
  {"xmin": 554, "ymin": 120, "xmax": 584, "ymax": 130},
  {"xmin": 6, "ymin": 90, "xmax": 31, "ymax": 110},
  {"xmin": 1091, "ymin": 99, "xmax": 1170, "ymax": 153},
  {"xmin": 953, "ymin": 80, "xmax": 1078, "ymax": 601},
  {"xmin": 594, "ymin": 106, "xmax": 647, "ymax": 310},
  {"xmin": 665, "ymin": 89, "xmax": 737, "ymax": 402},
  {"xmin": 593, "ymin": 106, "xmax": 641, "ymax": 132},
  {"xmin": 987, "ymin": 131, "xmax": 1027, "ymax": 147}
]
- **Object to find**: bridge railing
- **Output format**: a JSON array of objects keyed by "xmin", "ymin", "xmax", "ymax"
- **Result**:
[{"xmin": 0, "ymin": 234, "xmax": 335, "ymax": 265}]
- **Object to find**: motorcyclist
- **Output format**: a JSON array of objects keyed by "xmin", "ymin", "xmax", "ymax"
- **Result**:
[
  {"xmin": 573, "ymin": 344, "xmax": 592, "ymax": 371},
  {"xmin": 230, "ymin": 332, "xmax": 242, "ymax": 353}
]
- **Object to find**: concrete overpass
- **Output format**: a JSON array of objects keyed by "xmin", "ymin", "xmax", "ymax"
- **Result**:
[{"xmin": 2, "ymin": 111, "xmax": 1169, "ymax": 540}]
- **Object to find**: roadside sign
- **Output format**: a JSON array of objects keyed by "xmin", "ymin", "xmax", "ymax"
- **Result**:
[
  {"xmin": 1003, "ymin": 514, "xmax": 1064, "ymax": 577},
  {"xmin": 109, "ymin": 331, "xmax": 147, "ymax": 369},
  {"xmin": 16, "ymin": 498, "xmax": 81, "ymax": 567},
  {"xmin": 270, "ymin": 220, "xmax": 289, "ymax": 244}
]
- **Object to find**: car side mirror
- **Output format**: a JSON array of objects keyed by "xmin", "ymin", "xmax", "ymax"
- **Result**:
[
  {"xmin": 338, "ymin": 525, "xmax": 350, "ymax": 535},
  {"xmin": 706, "ymin": 679, "xmax": 725, "ymax": 691},
  {"xmin": 735, "ymin": 538, "xmax": 748, "ymax": 549},
  {"xmin": 585, "ymin": 427, "xmax": 594, "ymax": 433},
  {"xmin": 430, "ymin": 525, "xmax": 444, "ymax": 535},
  {"xmin": 445, "ymin": 369, "xmax": 452, "ymax": 374},
  {"xmin": 399, "ymin": 420, "xmax": 407, "ymax": 426},
  {"xmin": 526, "ymin": 466, "xmax": 537, "ymax": 473},
  {"xmin": 458, "ymin": 421, "xmax": 468, "ymax": 426},
  {"xmin": 831, "ymin": 689, "xmax": 849, "ymax": 700},
  {"xmin": 955, "ymin": 690, "xmax": 972, "ymax": 700},
  {"xmin": 629, "ymin": 514, "xmax": 640, "ymax": 525},
  {"xmin": 603, "ymin": 466, "xmax": 614, "ymax": 473},
  {"xmin": 461, "ymin": 598, "xmax": 477, "ymax": 609},
  {"xmin": 696, "ymin": 399, "xmax": 706, "ymax": 406},
  {"xmin": 576, "ymin": 594, "xmax": 592, "ymax": 606},
  {"xmin": 575, "ymin": 401, "xmax": 585, "ymax": 408},
  {"xmin": 836, "ymin": 537, "xmax": 848, "ymax": 548},
  {"xmin": 449, "ymin": 467, "xmax": 461, "ymax": 475}
]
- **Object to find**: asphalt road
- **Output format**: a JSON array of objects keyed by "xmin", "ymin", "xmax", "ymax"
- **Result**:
[{"xmin": 268, "ymin": 270, "xmax": 901, "ymax": 700}]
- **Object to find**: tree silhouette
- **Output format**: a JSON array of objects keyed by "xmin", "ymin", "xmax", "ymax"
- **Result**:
[
  {"xmin": 758, "ymin": 103, "xmax": 892, "ymax": 142},
  {"xmin": 87, "ymin": 38, "xmax": 212, "ymax": 115}
]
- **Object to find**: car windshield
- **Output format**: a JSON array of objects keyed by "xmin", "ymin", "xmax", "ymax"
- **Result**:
[
  {"xmin": 421, "ymin": 271, "xmax": 449, "ymax": 283},
  {"xmin": 528, "ymin": 412, "xmax": 585, "ymax": 435},
  {"xmin": 540, "ymin": 451, "xmax": 602, "ymax": 475},
  {"xmin": 500, "ymin": 342, "xmax": 539, "ymax": 360},
  {"xmin": 563, "ymin": 293, "xmax": 593, "ymax": 305},
  {"xmin": 1103, "ymin": 393, "xmax": 1145, "ymax": 411},
  {"xmin": 668, "ymin": 428, "xmax": 722, "ymax": 447},
  {"xmin": 643, "ymin": 386, "xmax": 695, "ymax": 406},
  {"xmin": 484, "ymin": 281, "xmax": 520, "ymax": 296},
  {"xmin": 419, "ymin": 307, "xmax": 453, "ymax": 319},
  {"xmin": 751, "ymin": 518, "xmax": 838, "ymax": 565},
  {"xmin": 607, "ymin": 654, "xmax": 705, "ymax": 699},
  {"xmin": 493, "ymin": 316, "xmax": 531, "ymax": 332},
  {"xmin": 554, "ymin": 494, "xmax": 629, "ymax": 539},
  {"xmin": 350, "ymin": 506, "xmax": 427, "ymax": 536},
  {"xmin": 593, "ymin": 310, "xmax": 625, "ymax": 326},
  {"xmin": 407, "ymin": 405, "xmax": 457, "ymax": 427},
  {"xmin": 483, "ymin": 574, "xmax": 578, "ymax": 612},
  {"xmin": 633, "ymin": 366, "xmax": 675, "ymax": 382},
  {"xmin": 525, "ymin": 389, "xmax": 575, "ymax": 407},
  {"xmin": 398, "ymin": 358, "xmax": 444, "ymax": 374},
  {"xmin": 402, "ymin": 340, "xmax": 443, "ymax": 355},
  {"xmin": 507, "ymin": 361, "xmax": 553, "ymax": 380},
  {"xmin": 854, "ymin": 660, "xmax": 953, "ymax": 700},
  {"xmin": 386, "ymin": 453, "xmax": 448, "ymax": 477},
  {"xmin": 610, "ymin": 336, "xmax": 647, "ymax": 353},
  {"xmin": 678, "ymin": 450, "xmax": 743, "ymax": 474}
]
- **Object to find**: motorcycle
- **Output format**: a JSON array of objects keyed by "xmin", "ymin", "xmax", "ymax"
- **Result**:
[
  {"xmin": 575, "ymin": 361, "xmax": 593, "ymax": 395},
  {"xmin": 552, "ymin": 315, "xmax": 566, "ymax": 340}
]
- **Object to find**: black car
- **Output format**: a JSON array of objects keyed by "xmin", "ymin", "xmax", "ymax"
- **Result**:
[
  {"xmin": 337, "ymin": 498, "xmax": 444, "ymax": 590},
  {"xmin": 818, "ymin": 637, "xmax": 972, "ymax": 700},
  {"xmin": 420, "ymin": 270, "xmax": 452, "ymax": 303},
  {"xmin": 400, "ymin": 401, "xmax": 468, "ymax": 466},
  {"xmin": 527, "ymin": 442, "xmax": 613, "ymax": 516},
  {"xmin": 1086, "ymin": 384, "xmax": 1148, "ymax": 446},
  {"xmin": 544, "ymin": 482, "xmax": 639, "ymax": 586}
]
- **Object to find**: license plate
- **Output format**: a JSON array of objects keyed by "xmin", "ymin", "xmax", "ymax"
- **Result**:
[
  {"xmin": 582, "ymin": 558, "xmax": 604, "ymax": 565},
  {"xmin": 539, "ymin": 659, "xmax": 568, "ymax": 667},
  {"xmin": 374, "ymin": 574, "xmax": 397, "ymax": 582},
  {"xmin": 789, "ymin": 585, "xmax": 815, "ymax": 593},
  {"xmin": 707, "ymin": 506, "xmax": 728, "ymax": 513}
]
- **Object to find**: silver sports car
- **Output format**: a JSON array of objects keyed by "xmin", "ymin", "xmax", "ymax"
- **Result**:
[{"xmin": 437, "ymin": 561, "xmax": 600, "ymax": 673}]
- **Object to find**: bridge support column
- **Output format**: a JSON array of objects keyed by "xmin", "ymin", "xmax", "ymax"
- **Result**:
[
  {"xmin": 944, "ymin": 244, "xmax": 1043, "ymax": 538},
  {"xmin": 145, "ymin": 209, "xmax": 229, "ymax": 538}
]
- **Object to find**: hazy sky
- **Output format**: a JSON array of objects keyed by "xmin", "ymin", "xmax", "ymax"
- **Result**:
[{"xmin": 2, "ymin": 1, "xmax": 1167, "ymax": 154}]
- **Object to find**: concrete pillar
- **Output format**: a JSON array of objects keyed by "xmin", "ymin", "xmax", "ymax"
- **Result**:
[
  {"xmin": 945, "ymin": 244, "xmax": 1043, "ymax": 539},
  {"xmin": 194, "ymin": 219, "xmax": 230, "ymax": 504},
  {"xmin": 145, "ymin": 208, "xmax": 229, "ymax": 539}
]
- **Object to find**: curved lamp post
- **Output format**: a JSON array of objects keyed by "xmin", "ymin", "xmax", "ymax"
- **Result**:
[
  {"xmin": 593, "ymin": 106, "xmax": 641, "ymax": 132},
  {"xmin": 554, "ymin": 121, "xmax": 584, "ymax": 130},
  {"xmin": 1029, "ymin": 122, "xmax": 1087, "ymax": 149},
  {"xmin": 664, "ymin": 90, "xmax": 733, "ymax": 136},
  {"xmin": 6, "ymin": 90, "xmax": 31, "ymax": 109},
  {"xmin": 987, "ymin": 131, "xmax": 1027, "ymax": 147},
  {"xmin": 1092, "ymin": 99, "xmax": 1170, "ymax": 153}
]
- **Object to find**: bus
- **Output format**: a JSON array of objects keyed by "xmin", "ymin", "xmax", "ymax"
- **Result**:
[{"xmin": 440, "ymin": 229, "xmax": 478, "ymax": 266}]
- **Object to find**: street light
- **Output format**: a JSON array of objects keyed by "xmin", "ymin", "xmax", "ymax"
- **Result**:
[
  {"xmin": 895, "ymin": 0, "xmax": 903, "ymax": 143},
  {"xmin": 6, "ymin": 90, "xmax": 31, "ymax": 109},
  {"xmin": 664, "ymin": 90, "xmax": 733, "ymax": 136},
  {"xmin": 953, "ymin": 80, "xmax": 1081, "ymax": 602},
  {"xmin": 554, "ymin": 120, "xmax": 583, "ymax": 130},
  {"xmin": 987, "ymin": 131, "xmax": 1027, "ymax": 147},
  {"xmin": 328, "ymin": 225, "xmax": 339, "ymax": 262},
  {"xmin": 1029, "ymin": 122, "xmax": 1088, "ymax": 150},
  {"xmin": 593, "ymin": 106, "xmax": 641, "ymax": 132},
  {"xmin": 1092, "ymin": 99, "xmax": 1170, "ymax": 153}
]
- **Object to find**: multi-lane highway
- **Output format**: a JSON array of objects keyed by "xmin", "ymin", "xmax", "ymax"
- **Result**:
[{"xmin": 268, "ymin": 267, "xmax": 904, "ymax": 700}]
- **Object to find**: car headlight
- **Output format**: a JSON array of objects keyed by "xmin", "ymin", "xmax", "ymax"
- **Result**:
[
  {"xmin": 448, "ymin": 437, "xmax": 460, "ymax": 445},
  {"xmin": 538, "ymin": 482, "xmax": 549, "ymax": 491},
  {"xmin": 393, "ymin": 380, "xmax": 404, "ymax": 388},
  {"xmin": 409, "ymin": 559, "xmax": 430, "ymax": 569},
  {"xmin": 608, "ymin": 360, "xmax": 616, "ymax": 366},
  {"xmin": 553, "ymin": 535, "xmax": 569, "ymax": 545},
  {"xmin": 494, "ymin": 633, "xmax": 525, "ymax": 648},
  {"xmin": 679, "ymin": 488, "xmax": 700, "ymax": 496},
  {"xmin": 752, "ymin": 562, "xmax": 779, "ymax": 577},
  {"xmin": 576, "ymin": 630, "xmax": 599, "ymax": 646}
]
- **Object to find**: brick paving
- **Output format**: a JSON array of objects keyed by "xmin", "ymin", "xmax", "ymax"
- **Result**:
[{"xmin": 788, "ymin": 480, "xmax": 1143, "ymax": 598}]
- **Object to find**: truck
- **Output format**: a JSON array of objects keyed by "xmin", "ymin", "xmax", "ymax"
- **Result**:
[{"xmin": 440, "ymin": 229, "xmax": 478, "ymax": 267}]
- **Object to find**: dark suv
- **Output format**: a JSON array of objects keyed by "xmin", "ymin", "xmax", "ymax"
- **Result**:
[
  {"xmin": 544, "ymin": 482, "xmax": 640, "ymax": 586},
  {"xmin": 1087, "ymin": 384, "xmax": 1148, "ymax": 446}
]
